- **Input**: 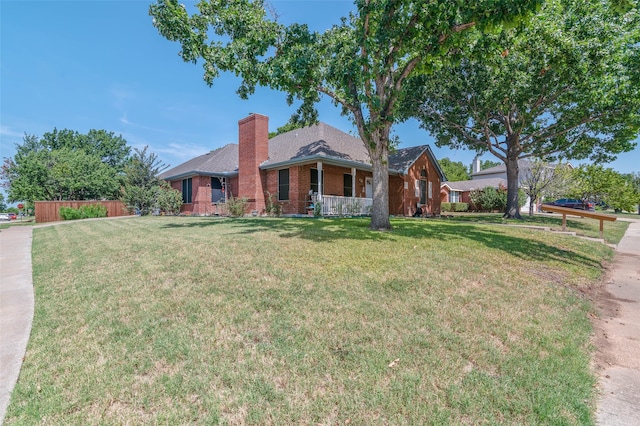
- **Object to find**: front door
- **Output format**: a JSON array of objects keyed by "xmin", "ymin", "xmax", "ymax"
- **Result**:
[{"xmin": 365, "ymin": 177, "xmax": 373, "ymax": 199}]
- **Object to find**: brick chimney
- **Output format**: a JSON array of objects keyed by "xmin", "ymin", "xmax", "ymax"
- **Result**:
[{"xmin": 238, "ymin": 113, "xmax": 269, "ymax": 213}]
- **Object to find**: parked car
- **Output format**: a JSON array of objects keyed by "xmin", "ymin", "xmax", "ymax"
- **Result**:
[
  {"xmin": 8, "ymin": 213, "xmax": 17, "ymax": 220},
  {"xmin": 0, "ymin": 213, "xmax": 9, "ymax": 221},
  {"xmin": 542, "ymin": 198, "xmax": 595, "ymax": 211}
]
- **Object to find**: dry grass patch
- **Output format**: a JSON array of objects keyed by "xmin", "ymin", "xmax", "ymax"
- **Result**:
[{"xmin": 5, "ymin": 216, "xmax": 619, "ymax": 425}]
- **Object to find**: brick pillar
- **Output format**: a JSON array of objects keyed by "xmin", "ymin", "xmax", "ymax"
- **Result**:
[{"xmin": 238, "ymin": 113, "xmax": 269, "ymax": 213}]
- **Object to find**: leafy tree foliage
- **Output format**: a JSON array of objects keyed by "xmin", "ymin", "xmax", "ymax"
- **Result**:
[
  {"xmin": 438, "ymin": 158, "xmax": 470, "ymax": 181},
  {"xmin": 1, "ymin": 130, "xmax": 130, "ymax": 204},
  {"xmin": 404, "ymin": 0, "xmax": 640, "ymax": 219},
  {"xmin": 0, "ymin": 193, "xmax": 6, "ymax": 212},
  {"xmin": 479, "ymin": 160, "xmax": 501, "ymax": 171},
  {"xmin": 570, "ymin": 165, "xmax": 640, "ymax": 213},
  {"xmin": 150, "ymin": 0, "xmax": 541, "ymax": 230},
  {"xmin": 120, "ymin": 146, "xmax": 174, "ymax": 215}
]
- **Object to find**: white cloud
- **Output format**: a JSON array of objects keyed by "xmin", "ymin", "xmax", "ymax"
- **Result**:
[{"xmin": 0, "ymin": 125, "xmax": 24, "ymax": 139}]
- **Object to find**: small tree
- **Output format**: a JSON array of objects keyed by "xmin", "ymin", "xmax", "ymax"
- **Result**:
[
  {"xmin": 121, "ymin": 146, "xmax": 168, "ymax": 215},
  {"xmin": 520, "ymin": 160, "xmax": 571, "ymax": 216}
]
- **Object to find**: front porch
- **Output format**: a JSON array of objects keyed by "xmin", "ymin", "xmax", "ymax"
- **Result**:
[{"xmin": 310, "ymin": 194, "xmax": 373, "ymax": 216}]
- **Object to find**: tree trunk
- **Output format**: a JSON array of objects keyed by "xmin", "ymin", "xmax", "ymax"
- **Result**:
[
  {"xmin": 367, "ymin": 127, "xmax": 392, "ymax": 231},
  {"xmin": 528, "ymin": 195, "xmax": 535, "ymax": 216},
  {"xmin": 503, "ymin": 155, "xmax": 522, "ymax": 219},
  {"xmin": 370, "ymin": 155, "xmax": 391, "ymax": 230}
]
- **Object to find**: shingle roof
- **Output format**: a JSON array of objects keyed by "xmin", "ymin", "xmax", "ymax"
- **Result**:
[
  {"xmin": 158, "ymin": 143, "xmax": 239, "ymax": 180},
  {"xmin": 389, "ymin": 145, "xmax": 446, "ymax": 181},
  {"xmin": 159, "ymin": 122, "xmax": 446, "ymax": 180},
  {"xmin": 261, "ymin": 123, "xmax": 371, "ymax": 168},
  {"xmin": 442, "ymin": 178, "xmax": 507, "ymax": 191}
]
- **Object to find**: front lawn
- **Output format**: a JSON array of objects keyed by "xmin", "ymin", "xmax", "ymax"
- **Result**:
[{"xmin": 6, "ymin": 216, "xmax": 619, "ymax": 424}]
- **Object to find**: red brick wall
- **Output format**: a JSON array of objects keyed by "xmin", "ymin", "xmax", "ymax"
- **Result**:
[
  {"xmin": 238, "ymin": 113, "xmax": 269, "ymax": 213},
  {"xmin": 403, "ymin": 152, "xmax": 442, "ymax": 216}
]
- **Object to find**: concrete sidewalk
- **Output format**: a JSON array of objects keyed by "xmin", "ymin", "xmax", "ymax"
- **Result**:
[
  {"xmin": 0, "ymin": 226, "xmax": 34, "ymax": 423},
  {"xmin": 596, "ymin": 219, "xmax": 640, "ymax": 425}
]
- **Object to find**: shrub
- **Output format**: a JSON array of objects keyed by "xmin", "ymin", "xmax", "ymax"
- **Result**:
[
  {"xmin": 226, "ymin": 196, "xmax": 248, "ymax": 217},
  {"xmin": 264, "ymin": 192, "xmax": 282, "ymax": 217},
  {"xmin": 452, "ymin": 202, "xmax": 469, "ymax": 212},
  {"xmin": 60, "ymin": 204, "xmax": 107, "ymax": 220},
  {"xmin": 441, "ymin": 202, "xmax": 452, "ymax": 212},
  {"xmin": 155, "ymin": 183, "xmax": 183, "ymax": 215}
]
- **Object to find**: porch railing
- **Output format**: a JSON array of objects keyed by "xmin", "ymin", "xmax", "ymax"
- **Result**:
[{"xmin": 318, "ymin": 195, "xmax": 373, "ymax": 216}]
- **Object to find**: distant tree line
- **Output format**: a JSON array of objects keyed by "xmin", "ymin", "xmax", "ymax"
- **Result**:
[{"xmin": 1, "ymin": 129, "xmax": 182, "ymax": 215}]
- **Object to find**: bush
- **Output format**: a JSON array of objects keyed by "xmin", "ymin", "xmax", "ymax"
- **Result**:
[
  {"xmin": 60, "ymin": 204, "xmax": 108, "ymax": 220},
  {"xmin": 264, "ymin": 192, "xmax": 282, "ymax": 217},
  {"xmin": 226, "ymin": 197, "xmax": 248, "ymax": 217},
  {"xmin": 441, "ymin": 202, "xmax": 451, "ymax": 212},
  {"xmin": 452, "ymin": 202, "xmax": 469, "ymax": 212},
  {"xmin": 155, "ymin": 183, "xmax": 183, "ymax": 215}
]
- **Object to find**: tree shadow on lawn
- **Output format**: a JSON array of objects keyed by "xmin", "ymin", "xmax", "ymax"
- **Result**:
[{"xmin": 160, "ymin": 217, "xmax": 602, "ymax": 269}]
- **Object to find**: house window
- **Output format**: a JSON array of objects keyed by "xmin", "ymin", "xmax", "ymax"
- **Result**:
[
  {"xmin": 419, "ymin": 180, "xmax": 427, "ymax": 204},
  {"xmin": 311, "ymin": 168, "xmax": 319, "ymax": 194},
  {"xmin": 182, "ymin": 178, "xmax": 192, "ymax": 204},
  {"xmin": 278, "ymin": 169, "xmax": 290, "ymax": 201},
  {"xmin": 450, "ymin": 190, "xmax": 460, "ymax": 203},
  {"xmin": 211, "ymin": 177, "xmax": 224, "ymax": 203},
  {"xmin": 428, "ymin": 181, "xmax": 433, "ymax": 199},
  {"xmin": 343, "ymin": 174, "xmax": 353, "ymax": 197}
]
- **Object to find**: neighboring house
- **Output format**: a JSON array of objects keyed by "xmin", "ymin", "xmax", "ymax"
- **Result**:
[
  {"xmin": 159, "ymin": 113, "xmax": 446, "ymax": 217},
  {"xmin": 440, "ymin": 157, "xmax": 571, "ymax": 211},
  {"xmin": 440, "ymin": 178, "xmax": 507, "ymax": 206}
]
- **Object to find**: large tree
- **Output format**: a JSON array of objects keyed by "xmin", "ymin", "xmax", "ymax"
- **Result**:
[
  {"xmin": 150, "ymin": 0, "xmax": 541, "ymax": 230},
  {"xmin": 1, "ymin": 129, "xmax": 130, "ymax": 204},
  {"xmin": 404, "ymin": 0, "xmax": 640, "ymax": 218}
]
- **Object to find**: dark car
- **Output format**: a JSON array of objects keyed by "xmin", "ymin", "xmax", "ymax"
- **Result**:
[{"xmin": 543, "ymin": 198, "xmax": 595, "ymax": 211}]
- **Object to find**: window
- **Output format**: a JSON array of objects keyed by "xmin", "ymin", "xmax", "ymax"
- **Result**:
[
  {"xmin": 450, "ymin": 190, "xmax": 460, "ymax": 203},
  {"xmin": 419, "ymin": 180, "xmax": 427, "ymax": 204},
  {"xmin": 343, "ymin": 174, "xmax": 353, "ymax": 197},
  {"xmin": 278, "ymin": 169, "xmax": 290, "ymax": 201},
  {"xmin": 182, "ymin": 178, "xmax": 192, "ymax": 204},
  {"xmin": 428, "ymin": 181, "xmax": 433, "ymax": 199},
  {"xmin": 211, "ymin": 177, "xmax": 224, "ymax": 203},
  {"xmin": 310, "ymin": 168, "xmax": 319, "ymax": 194}
]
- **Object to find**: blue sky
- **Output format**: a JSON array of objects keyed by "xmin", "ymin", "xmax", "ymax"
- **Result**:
[{"xmin": 1, "ymin": 0, "xmax": 638, "ymax": 204}]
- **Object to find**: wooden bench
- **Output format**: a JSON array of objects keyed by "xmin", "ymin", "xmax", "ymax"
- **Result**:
[{"xmin": 541, "ymin": 205, "xmax": 616, "ymax": 239}]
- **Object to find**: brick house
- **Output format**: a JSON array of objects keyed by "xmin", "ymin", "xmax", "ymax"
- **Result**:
[{"xmin": 159, "ymin": 113, "xmax": 445, "ymax": 216}]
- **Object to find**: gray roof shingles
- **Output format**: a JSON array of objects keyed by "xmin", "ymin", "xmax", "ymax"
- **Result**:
[
  {"xmin": 159, "ymin": 122, "xmax": 445, "ymax": 181},
  {"xmin": 158, "ymin": 144, "xmax": 239, "ymax": 180}
]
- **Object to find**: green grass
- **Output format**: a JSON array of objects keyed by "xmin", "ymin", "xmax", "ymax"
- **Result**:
[{"xmin": 5, "ymin": 216, "xmax": 621, "ymax": 425}]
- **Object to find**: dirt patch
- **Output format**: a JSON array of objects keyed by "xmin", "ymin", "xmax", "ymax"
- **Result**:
[{"xmin": 585, "ymin": 262, "xmax": 622, "ymax": 371}]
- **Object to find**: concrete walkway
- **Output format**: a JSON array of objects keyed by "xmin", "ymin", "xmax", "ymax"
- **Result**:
[
  {"xmin": 0, "ymin": 226, "xmax": 33, "ymax": 423},
  {"xmin": 0, "ymin": 218, "xmax": 639, "ymax": 424},
  {"xmin": 595, "ymin": 218, "xmax": 640, "ymax": 425}
]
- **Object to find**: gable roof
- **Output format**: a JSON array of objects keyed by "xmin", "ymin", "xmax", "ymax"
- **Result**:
[
  {"xmin": 442, "ymin": 178, "xmax": 506, "ymax": 192},
  {"xmin": 389, "ymin": 145, "xmax": 446, "ymax": 181},
  {"xmin": 159, "ymin": 121, "xmax": 445, "ymax": 180},
  {"xmin": 158, "ymin": 143, "xmax": 238, "ymax": 180},
  {"xmin": 261, "ymin": 123, "xmax": 371, "ymax": 169}
]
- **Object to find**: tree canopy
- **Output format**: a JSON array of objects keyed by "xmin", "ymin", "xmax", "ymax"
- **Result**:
[
  {"xmin": 570, "ymin": 164, "xmax": 640, "ymax": 213},
  {"xmin": 438, "ymin": 158, "xmax": 470, "ymax": 182},
  {"xmin": 150, "ymin": 0, "xmax": 541, "ymax": 229},
  {"xmin": 404, "ymin": 0, "xmax": 640, "ymax": 218},
  {"xmin": 1, "ymin": 129, "xmax": 130, "ymax": 204}
]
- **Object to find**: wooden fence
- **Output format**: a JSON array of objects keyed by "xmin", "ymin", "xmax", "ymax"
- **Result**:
[{"xmin": 34, "ymin": 200, "xmax": 130, "ymax": 223}]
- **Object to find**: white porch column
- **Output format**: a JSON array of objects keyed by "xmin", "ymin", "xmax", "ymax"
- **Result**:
[
  {"xmin": 351, "ymin": 167, "xmax": 356, "ymax": 198},
  {"xmin": 317, "ymin": 161, "xmax": 323, "ymax": 201}
]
